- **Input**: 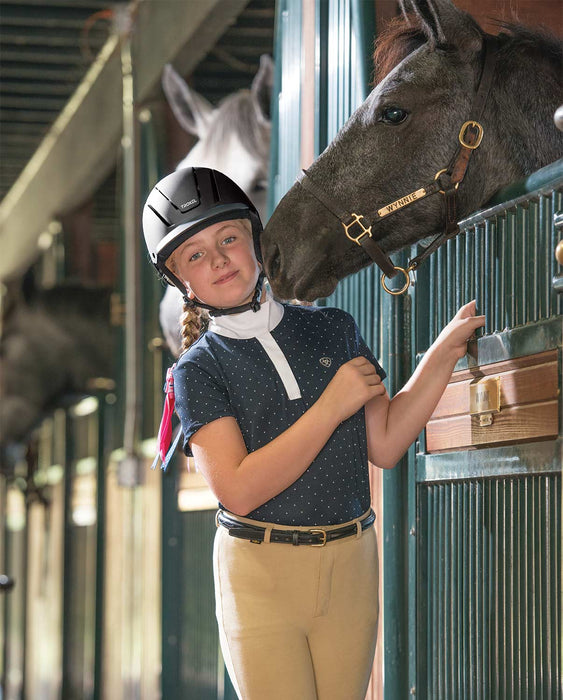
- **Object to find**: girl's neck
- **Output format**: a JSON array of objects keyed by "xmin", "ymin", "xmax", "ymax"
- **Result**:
[{"xmin": 207, "ymin": 288, "xmax": 284, "ymax": 339}]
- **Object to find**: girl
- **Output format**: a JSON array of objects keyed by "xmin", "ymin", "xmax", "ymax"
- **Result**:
[{"xmin": 143, "ymin": 166, "xmax": 485, "ymax": 700}]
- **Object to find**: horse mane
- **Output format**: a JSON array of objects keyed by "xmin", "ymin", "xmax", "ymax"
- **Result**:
[
  {"xmin": 494, "ymin": 21, "xmax": 562, "ymax": 66},
  {"xmin": 204, "ymin": 89, "xmax": 270, "ymax": 164},
  {"xmin": 373, "ymin": 14, "xmax": 562, "ymax": 85}
]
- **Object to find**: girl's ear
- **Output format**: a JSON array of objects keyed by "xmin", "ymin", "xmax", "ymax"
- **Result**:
[{"xmin": 185, "ymin": 285, "xmax": 196, "ymax": 300}]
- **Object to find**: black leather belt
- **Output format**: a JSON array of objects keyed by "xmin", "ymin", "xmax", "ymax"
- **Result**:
[{"xmin": 216, "ymin": 509, "xmax": 375, "ymax": 546}]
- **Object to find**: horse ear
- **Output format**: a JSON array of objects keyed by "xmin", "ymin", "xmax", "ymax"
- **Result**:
[
  {"xmin": 399, "ymin": 0, "xmax": 482, "ymax": 54},
  {"xmin": 251, "ymin": 54, "xmax": 274, "ymax": 123},
  {"xmin": 161, "ymin": 64, "xmax": 214, "ymax": 137}
]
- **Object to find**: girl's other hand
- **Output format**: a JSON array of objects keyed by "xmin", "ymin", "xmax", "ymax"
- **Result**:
[
  {"xmin": 434, "ymin": 300, "xmax": 486, "ymax": 360},
  {"xmin": 320, "ymin": 357, "xmax": 386, "ymax": 424}
]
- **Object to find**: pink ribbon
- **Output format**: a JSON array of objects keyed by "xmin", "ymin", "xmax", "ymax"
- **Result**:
[{"xmin": 157, "ymin": 366, "xmax": 176, "ymax": 461}]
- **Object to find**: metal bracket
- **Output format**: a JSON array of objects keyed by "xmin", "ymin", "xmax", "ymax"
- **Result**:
[{"xmin": 469, "ymin": 376, "xmax": 501, "ymax": 427}]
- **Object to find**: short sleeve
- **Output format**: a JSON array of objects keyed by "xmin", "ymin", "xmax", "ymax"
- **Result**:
[
  {"xmin": 172, "ymin": 360, "xmax": 235, "ymax": 456},
  {"xmin": 353, "ymin": 321, "xmax": 386, "ymax": 381}
]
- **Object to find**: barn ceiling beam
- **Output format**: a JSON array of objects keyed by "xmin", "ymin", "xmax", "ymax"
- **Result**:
[{"xmin": 0, "ymin": 0, "xmax": 250, "ymax": 281}]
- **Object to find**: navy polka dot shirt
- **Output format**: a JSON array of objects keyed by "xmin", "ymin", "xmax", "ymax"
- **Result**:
[{"xmin": 173, "ymin": 303, "xmax": 386, "ymax": 526}]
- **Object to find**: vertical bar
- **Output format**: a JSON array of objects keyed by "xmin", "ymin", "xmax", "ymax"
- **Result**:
[
  {"xmin": 469, "ymin": 481, "xmax": 476, "ymax": 700},
  {"xmin": 465, "ymin": 228, "xmax": 474, "ymax": 310},
  {"xmin": 451, "ymin": 483, "xmax": 457, "ymax": 697},
  {"xmin": 552, "ymin": 191, "xmax": 563, "ymax": 317},
  {"xmin": 523, "ymin": 477, "xmax": 530, "ymax": 695},
  {"xmin": 93, "ymin": 400, "xmax": 107, "ymax": 700},
  {"xmin": 520, "ymin": 205, "xmax": 529, "ymax": 325},
  {"xmin": 461, "ymin": 483, "xmax": 468, "ymax": 696},
  {"xmin": 474, "ymin": 224, "xmax": 485, "ymax": 334},
  {"xmin": 508, "ymin": 209, "xmax": 517, "ymax": 327},
  {"xmin": 438, "ymin": 484, "xmax": 444, "ymax": 699},
  {"xmin": 502, "ymin": 210, "xmax": 513, "ymax": 329},
  {"xmin": 484, "ymin": 219, "xmax": 493, "ymax": 335},
  {"xmin": 446, "ymin": 237, "xmax": 455, "ymax": 323},
  {"xmin": 455, "ymin": 231, "xmax": 464, "ymax": 311},
  {"xmin": 476, "ymin": 481, "xmax": 483, "ymax": 695},
  {"xmin": 493, "ymin": 480, "xmax": 500, "ymax": 698},
  {"xmin": 497, "ymin": 215, "xmax": 506, "ymax": 331},
  {"xmin": 538, "ymin": 195, "xmax": 549, "ymax": 321},
  {"xmin": 541, "ymin": 476, "xmax": 550, "ymax": 698},
  {"xmin": 529, "ymin": 199, "xmax": 540, "ymax": 322},
  {"xmin": 429, "ymin": 252, "xmax": 437, "ymax": 341}
]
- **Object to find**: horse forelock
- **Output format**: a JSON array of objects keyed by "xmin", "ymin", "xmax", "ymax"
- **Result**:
[
  {"xmin": 205, "ymin": 90, "xmax": 270, "ymax": 167},
  {"xmin": 372, "ymin": 14, "xmax": 428, "ymax": 85}
]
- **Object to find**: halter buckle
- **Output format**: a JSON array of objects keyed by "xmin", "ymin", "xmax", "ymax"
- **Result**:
[
  {"xmin": 458, "ymin": 120, "xmax": 484, "ymax": 149},
  {"xmin": 343, "ymin": 213, "xmax": 372, "ymax": 244}
]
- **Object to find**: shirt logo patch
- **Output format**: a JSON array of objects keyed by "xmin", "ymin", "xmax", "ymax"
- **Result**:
[{"xmin": 319, "ymin": 357, "xmax": 332, "ymax": 368}]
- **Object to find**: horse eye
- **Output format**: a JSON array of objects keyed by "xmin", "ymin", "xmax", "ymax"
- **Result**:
[
  {"xmin": 381, "ymin": 107, "xmax": 408, "ymax": 125},
  {"xmin": 253, "ymin": 179, "xmax": 268, "ymax": 192}
]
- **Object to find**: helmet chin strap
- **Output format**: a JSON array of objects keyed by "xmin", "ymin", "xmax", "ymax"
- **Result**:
[{"xmin": 182, "ymin": 271, "xmax": 266, "ymax": 317}]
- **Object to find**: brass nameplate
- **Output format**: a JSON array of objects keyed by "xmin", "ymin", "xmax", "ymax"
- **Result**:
[
  {"xmin": 377, "ymin": 187, "xmax": 427, "ymax": 218},
  {"xmin": 469, "ymin": 376, "xmax": 501, "ymax": 426}
]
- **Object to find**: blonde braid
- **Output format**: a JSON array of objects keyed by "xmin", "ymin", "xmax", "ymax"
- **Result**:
[{"xmin": 179, "ymin": 301, "xmax": 208, "ymax": 355}]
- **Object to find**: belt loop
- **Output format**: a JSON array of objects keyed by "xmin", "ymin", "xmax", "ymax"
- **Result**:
[
  {"xmin": 264, "ymin": 526, "xmax": 272, "ymax": 544},
  {"xmin": 355, "ymin": 519, "xmax": 362, "ymax": 539}
]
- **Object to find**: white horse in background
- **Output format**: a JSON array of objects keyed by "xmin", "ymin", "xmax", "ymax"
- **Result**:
[{"xmin": 159, "ymin": 55, "xmax": 274, "ymax": 356}]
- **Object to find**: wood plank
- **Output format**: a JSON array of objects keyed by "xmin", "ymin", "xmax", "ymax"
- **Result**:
[
  {"xmin": 440, "ymin": 349, "xmax": 558, "ymax": 384},
  {"xmin": 431, "ymin": 359, "xmax": 559, "ymax": 419},
  {"xmin": 426, "ymin": 400, "xmax": 559, "ymax": 452}
]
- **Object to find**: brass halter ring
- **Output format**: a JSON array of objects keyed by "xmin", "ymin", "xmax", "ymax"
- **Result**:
[
  {"xmin": 434, "ymin": 168, "xmax": 460, "ymax": 195},
  {"xmin": 380, "ymin": 265, "xmax": 414, "ymax": 295}
]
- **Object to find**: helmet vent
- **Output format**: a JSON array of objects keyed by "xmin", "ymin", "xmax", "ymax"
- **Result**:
[{"xmin": 147, "ymin": 204, "xmax": 171, "ymax": 227}]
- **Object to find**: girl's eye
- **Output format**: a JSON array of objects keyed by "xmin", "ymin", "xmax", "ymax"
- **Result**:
[
  {"xmin": 221, "ymin": 235, "xmax": 236, "ymax": 245},
  {"xmin": 189, "ymin": 251, "xmax": 203, "ymax": 262},
  {"xmin": 381, "ymin": 107, "xmax": 409, "ymax": 125}
]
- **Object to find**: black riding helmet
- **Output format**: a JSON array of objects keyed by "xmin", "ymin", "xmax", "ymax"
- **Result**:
[{"xmin": 143, "ymin": 166, "xmax": 264, "ymax": 315}]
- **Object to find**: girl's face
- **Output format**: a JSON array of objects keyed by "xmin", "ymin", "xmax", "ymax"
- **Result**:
[{"xmin": 169, "ymin": 219, "xmax": 261, "ymax": 309}]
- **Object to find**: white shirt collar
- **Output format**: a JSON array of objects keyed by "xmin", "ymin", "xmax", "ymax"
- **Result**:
[{"xmin": 208, "ymin": 289, "xmax": 284, "ymax": 339}]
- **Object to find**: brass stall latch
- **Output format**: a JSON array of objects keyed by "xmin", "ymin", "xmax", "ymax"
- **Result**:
[{"xmin": 469, "ymin": 376, "xmax": 501, "ymax": 426}]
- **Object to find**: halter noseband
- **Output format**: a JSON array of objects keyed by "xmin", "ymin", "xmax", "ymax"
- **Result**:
[{"xmin": 297, "ymin": 35, "xmax": 498, "ymax": 295}]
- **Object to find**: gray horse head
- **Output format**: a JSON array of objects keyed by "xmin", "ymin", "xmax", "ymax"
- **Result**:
[
  {"xmin": 261, "ymin": 0, "xmax": 563, "ymax": 301},
  {"xmin": 159, "ymin": 55, "xmax": 273, "ymax": 356}
]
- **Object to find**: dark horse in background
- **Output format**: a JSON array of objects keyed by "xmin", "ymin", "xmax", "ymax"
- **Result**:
[
  {"xmin": 261, "ymin": 0, "xmax": 563, "ymax": 301},
  {"xmin": 0, "ymin": 281, "xmax": 114, "ymax": 471}
]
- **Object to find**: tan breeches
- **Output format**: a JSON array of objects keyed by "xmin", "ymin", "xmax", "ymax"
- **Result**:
[{"xmin": 213, "ymin": 511, "xmax": 379, "ymax": 700}]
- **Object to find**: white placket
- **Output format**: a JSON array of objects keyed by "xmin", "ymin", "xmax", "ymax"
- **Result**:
[{"xmin": 208, "ymin": 294, "xmax": 302, "ymax": 400}]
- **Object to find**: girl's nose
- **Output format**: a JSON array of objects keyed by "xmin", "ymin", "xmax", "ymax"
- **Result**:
[{"xmin": 211, "ymin": 248, "xmax": 229, "ymax": 268}]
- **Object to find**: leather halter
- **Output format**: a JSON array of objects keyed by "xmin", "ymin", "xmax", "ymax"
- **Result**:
[{"xmin": 297, "ymin": 35, "xmax": 499, "ymax": 295}]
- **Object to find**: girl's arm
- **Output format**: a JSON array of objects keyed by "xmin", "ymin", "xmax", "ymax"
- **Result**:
[
  {"xmin": 190, "ymin": 356, "xmax": 386, "ymax": 516},
  {"xmin": 365, "ymin": 300, "xmax": 485, "ymax": 469}
]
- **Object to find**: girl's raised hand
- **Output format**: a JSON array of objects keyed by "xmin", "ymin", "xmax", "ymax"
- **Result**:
[
  {"xmin": 434, "ymin": 300, "xmax": 486, "ymax": 360},
  {"xmin": 320, "ymin": 356, "xmax": 386, "ymax": 424}
]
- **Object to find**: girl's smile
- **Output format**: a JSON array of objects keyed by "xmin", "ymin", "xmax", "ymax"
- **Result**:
[{"xmin": 214, "ymin": 270, "xmax": 239, "ymax": 285}]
